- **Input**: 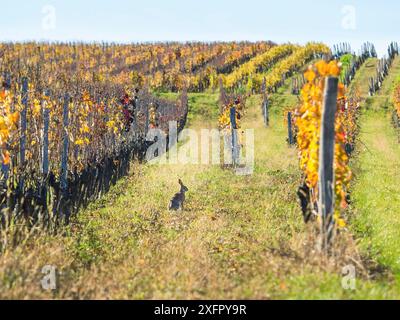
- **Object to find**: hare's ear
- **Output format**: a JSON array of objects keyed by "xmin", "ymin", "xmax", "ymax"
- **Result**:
[{"xmin": 178, "ymin": 179, "xmax": 183, "ymax": 185}]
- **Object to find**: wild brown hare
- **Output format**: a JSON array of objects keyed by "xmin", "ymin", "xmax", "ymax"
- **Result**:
[{"xmin": 169, "ymin": 179, "xmax": 189, "ymax": 211}]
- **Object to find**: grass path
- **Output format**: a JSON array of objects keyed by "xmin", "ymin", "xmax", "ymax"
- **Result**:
[
  {"xmin": 349, "ymin": 58, "xmax": 379, "ymax": 97},
  {"xmin": 58, "ymin": 94, "xmax": 314, "ymax": 299},
  {"xmin": 350, "ymin": 56, "xmax": 400, "ymax": 281}
]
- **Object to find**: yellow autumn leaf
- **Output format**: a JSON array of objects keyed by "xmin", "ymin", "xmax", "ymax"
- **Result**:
[
  {"xmin": 1, "ymin": 151, "xmax": 10, "ymax": 165},
  {"xmin": 75, "ymin": 139, "xmax": 84, "ymax": 146},
  {"xmin": 328, "ymin": 61, "xmax": 341, "ymax": 77},
  {"xmin": 304, "ymin": 69, "xmax": 316, "ymax": 82},
  {"xmin": 336, "ymin": 218, "xmax": 346, "ymax": 229}
]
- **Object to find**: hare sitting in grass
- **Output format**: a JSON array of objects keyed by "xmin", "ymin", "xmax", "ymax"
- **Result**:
[{"xmin": 169, "ymin": 179, "xmax": 189, "ymax": 211}]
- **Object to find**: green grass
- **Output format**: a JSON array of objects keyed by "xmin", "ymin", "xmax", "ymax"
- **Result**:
[
  {"xmin": 361, "ymin": 56, "xmax": 400, "ymax": 112},
  {"xmin": 348, "ymin": 58, "xmax": 378, "ymax": 97},
  {"xmin": 351, "ymin": 112, "xmax": 400, "ymax": 274},
  {"xmin": 380, "ymin": 56, "xmax": 400, "ymax": 95},
  {"xmin": 156, "ymin": 91, "xmax": 220, "ymax": 125},
  {"xmin": 268, "ymin": 74, "xmax": 301, "ymax": 108},
  {"xmin": 349, "ymin": 55, "xmax": 400, "ymax": 279}
]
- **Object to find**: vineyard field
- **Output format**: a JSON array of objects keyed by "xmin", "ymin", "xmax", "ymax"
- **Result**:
[{"xmin": 1, "ymin": 39, "xmax": 400, "ymax": 302}]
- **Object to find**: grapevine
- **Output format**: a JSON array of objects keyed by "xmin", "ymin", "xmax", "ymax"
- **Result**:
[
  {"xmin": 254, "ymin": 43, "xmax": 331, "ymax": 93},
  {"xmin": 0, "ymin": 87, "xmax": 19, "ymax": 166},
  {"xmin": 222, "ymin": 44, "xmax": 297, "ymax": 91},
  {"xmin": 295, "ymin": 60, "xmax": 352, "ymax": 228}
]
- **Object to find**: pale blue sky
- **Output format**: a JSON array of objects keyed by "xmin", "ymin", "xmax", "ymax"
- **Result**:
[{"xmin": 0, "ymin": 0, "xmax": 398, "ymax": 57}]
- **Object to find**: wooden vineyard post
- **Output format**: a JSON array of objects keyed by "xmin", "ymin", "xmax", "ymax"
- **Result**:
[
  {"xmin": 133, "ymin": 95, "xmax": 140, "ymax": 144},
  {"xmin": 42, "ymin": 91, "xmax": 50, "ymax": 176},
  {"xmin": 145, "ymin": 102, "xmax": 150, "ymax": 138},
  {"xmin": 133, "ymin": 95, "xmax": 138, "ymax": 135},
  {"xmin": 60, "ymin": 94, "xmax": 70, "ymax": 220},
  {"xmin": 318, "ymin": 77, "xmax": 339, "ymax": 250},
  {"xmin": 230, "ymin": 107, "xmax": 240, "ymax": 166},
  {"xmin": 1, "ymin": 159, "xmax": 9, "ymax": 180},
  {"xmin": 287, "ymin": 112, "xmax": 294, "ymax": 145},
  {"xmin": 41, "ymin": 90, "xmax": 50, "ymax": 210},
  {"xmin": 263, "ymin": 98, "xmax": 269, "ymax": 127},
  {"xmin": 19, "ymin": 77, "xmax": 28, "ymax": 190}
]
